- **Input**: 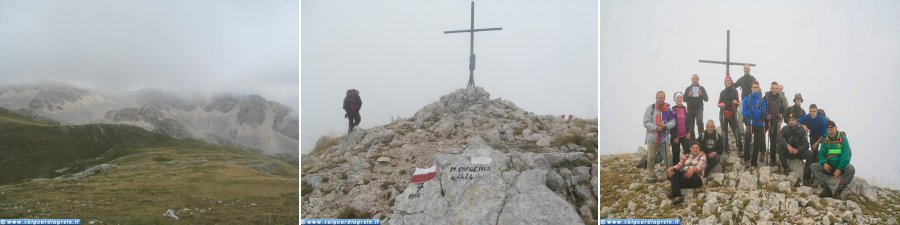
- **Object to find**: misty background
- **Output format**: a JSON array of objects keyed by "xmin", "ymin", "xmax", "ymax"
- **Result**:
[
  {"xmin": 301, "ymin": 0, "xmax": 598, "ymax": 154},
  {"xmin": 600, "ymin": 1, "xmax": 900, "ymax": 189},
  {"xmin": 0, "ymin": 0, "xmax": 299, "ymax": 110}
]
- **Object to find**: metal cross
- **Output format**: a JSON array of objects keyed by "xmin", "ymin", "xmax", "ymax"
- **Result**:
[
  {"xmin": 444, "ymin": 1, "xmax": 502, "ymax": 88},
  {"xmin": 699, "ymin": 30, "xmax": 756, "ymax": 75}
]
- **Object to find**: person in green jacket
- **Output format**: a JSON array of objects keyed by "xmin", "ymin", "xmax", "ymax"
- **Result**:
[{"xmin": 810, "ymin": 120, "xmax": 855, "ymax": 200}]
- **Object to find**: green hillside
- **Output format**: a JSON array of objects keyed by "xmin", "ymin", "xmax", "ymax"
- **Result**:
[{"xmin": 0, "ymin": 107, "xmax": 298, "ymax": 224}]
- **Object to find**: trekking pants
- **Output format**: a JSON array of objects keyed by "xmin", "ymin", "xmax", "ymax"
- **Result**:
[{"xmin": 646, "ymin": 140, "xmax": 671, "ymax": 180}]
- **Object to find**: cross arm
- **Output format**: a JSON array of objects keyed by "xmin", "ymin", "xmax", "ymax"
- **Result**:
[
  {"xmin": 698, "ymin": 60, "xmax": 756, "ymax": 67},
  {"xmin": 443, "ymin": 27, "xmax": 502, "ymax": 34}
]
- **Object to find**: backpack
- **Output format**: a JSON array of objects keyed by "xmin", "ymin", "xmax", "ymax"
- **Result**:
[{"xmin": 343, "ymin": 89, "xmax": 360, "ymax": 112}]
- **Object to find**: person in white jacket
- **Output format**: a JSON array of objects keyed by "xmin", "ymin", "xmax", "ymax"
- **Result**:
[{"xmin": 643, "ymin": 91, "xmax": 676, "ymax": 182}]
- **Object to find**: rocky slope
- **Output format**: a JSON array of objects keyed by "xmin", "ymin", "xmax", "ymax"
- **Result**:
[
  {"xmin": 0, "ymin": 83, "xmax": 298, "ymax": 156},
  {"xmin": 301, "ymin": 87, "xmax": 599, "ymax": 224},
  {"xmin": 599, "ymin": 127, "xmax": 900, "ymax": 225}
]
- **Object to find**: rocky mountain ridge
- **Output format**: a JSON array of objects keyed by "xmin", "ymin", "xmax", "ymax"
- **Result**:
[
  {"xmin": 0, "ymin": 82, "xmax": 298, "ymax": 156},
  {"xmin": 301, "ymin": 87, "xmax": 599, "ymax": 224}
]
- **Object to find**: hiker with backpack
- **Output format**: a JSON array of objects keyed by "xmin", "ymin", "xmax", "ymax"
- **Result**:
[
  {"xmin": 643, "ymin": 91, "xmax": 676, "ymax": 182},
  {"xmin": 343, "ymin": 89, "xmax": 363, "ymax": 133},
  {"xmin": 670, "ymin": 92, "xmax": 691, "ymax": 166},
  {"xmin": 666, "ymin": 142, "xmax": 707, "ymax": 205},
  {"xmin": 765, "ymin": 82, "xmax": 787, "ymax": 166},
  {"xmin": 778, "ymin": 112, "xmax": 815, "ymax": 185},
  {"xmin": 742, "ymin": 81, "xmax": 767, "ymax": 167},
  {"xmin": 717, "ymin": 74, "xmax": 742, "ymax": 155},
  {"xmin": 698, "ymin": 120, "xmax": 722, "ymax": 175},
  {"xmin": 683, "ymin": 74, "xmax": 708, "ymax": 139},
  {"xmin": 798, "ymin": 104, "xmax": 828, "ymax": 158},
  {"xmin": 811, "ymin": 120, "xmax": 855, "ymax": 200}
]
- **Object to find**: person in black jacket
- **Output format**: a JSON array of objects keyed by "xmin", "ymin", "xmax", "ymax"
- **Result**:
[
  {"xmin": 784, "ymin": 93, "xmax": 806, "ymax": 124},
  {"xmin": 343, "ymin": 89, "xmax": 363, "ymax": 133},
  {"xmin": 684, "ymin": 74, "xmax": 708, "ymax": 140},
  {"xmin": 765, "ymin": 82, "xmax": 787, "ymax": 166},
  {"xmin": 717, "ymin": 74, "xmax": 742, "ymax": 155},
  {"xmin": 778, "ymin": 112, "xmax": 815, "ymax": 184},
  {"xmin": 698, "ymin": 120, "xmax": 722, "ymax": 175}
]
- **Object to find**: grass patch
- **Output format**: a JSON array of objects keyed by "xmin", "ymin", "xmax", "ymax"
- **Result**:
[
  {"xmin": 552, "ymin": 130, "xmax": 598, "ymax": 153},
  {"xmin": 301, "ymin": 180, "xmax": 313, "ymax": 196},
  {"xmin": 335, "ymin": 206, "xmax": 372, "ymax": 219},
  {"xmin": 153, "ymin": 157, "xmax": 172, "ymax": 163},
  {"xmin": 311, "ymin": 136, "xmax": 338, "ymax": 156}
]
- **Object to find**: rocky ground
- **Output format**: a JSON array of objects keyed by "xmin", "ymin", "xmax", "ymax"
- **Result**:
[
  {"xmin": 599, "ymin": 132, "xmax": 900, "ymax": 225},
  {"xmin": 301, "ymin": 87, "xmax": 599, "ymax": 225}
]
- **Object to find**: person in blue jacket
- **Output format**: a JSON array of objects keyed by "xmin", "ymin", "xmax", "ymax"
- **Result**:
[
  {"xmin": 742, "ymin": 81, "xmax": 767, "ymax": 167},
  {"xmin": 798, "ymin": 104, "xmax": 828, "ymax": 158}
]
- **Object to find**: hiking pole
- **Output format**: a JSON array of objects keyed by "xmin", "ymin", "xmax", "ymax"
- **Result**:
[{"xmin": 845, "ymin": 186, "xmax": 874, "ymax": 212}]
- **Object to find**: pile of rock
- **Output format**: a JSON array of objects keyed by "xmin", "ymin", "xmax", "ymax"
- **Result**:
[{"xmin": 301, "ymin": 87, "xmax": 598, "ymax": 224}]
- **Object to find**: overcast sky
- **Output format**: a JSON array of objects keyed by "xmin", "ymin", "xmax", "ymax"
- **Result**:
[
  {"xmin": 0, "ymin": 0, "xmax": 298, "ymax": 109},
  {"xmin": 301, "ymin": 0, "xmax": 598, "ymax": 153},
  {"xmin": 600, "ymin": 1, "xmax": 900, "ymax": 189}
]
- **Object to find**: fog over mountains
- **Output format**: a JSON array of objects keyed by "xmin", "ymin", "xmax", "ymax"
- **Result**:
[{"xmin": 0, "ymin": 82, "xmax": 298, "ymax": 156}]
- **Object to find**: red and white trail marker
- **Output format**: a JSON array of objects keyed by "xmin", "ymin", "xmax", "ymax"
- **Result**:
[{"xmin": 410, "ymin": 165, "xmax": 437, "ymax": 183}]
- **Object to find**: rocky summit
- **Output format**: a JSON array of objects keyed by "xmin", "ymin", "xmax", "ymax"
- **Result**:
[
  {"xmin": 599, "ymin": 126, "xmax": 900, "ymax": 225},
  {"xmin": 301, "ymin": 87, "xmax": 599, "ymax": 224}
]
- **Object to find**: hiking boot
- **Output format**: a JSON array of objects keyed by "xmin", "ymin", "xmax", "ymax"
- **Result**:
[
  {"xmin": 834, "ymin": 185, "xmax": 847, "ymax": 200},
  {"xmin": 672, "ymin": 197, "xmax": 684, "ymax": 205},
  {"xmin": 667, "ymin": 192, "xmax": 677, "ymax": 199},
  {"xmin": 818, "ymin": 186, "xmax": 833, "ymax": 198}
]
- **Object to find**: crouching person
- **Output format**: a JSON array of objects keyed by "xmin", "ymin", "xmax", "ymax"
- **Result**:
[
  {"xmin": 667, "ymin": 142, "xmax": 707, "ymax": 205},
  {"xmin": 698, "ymin": 120, "xmax": 722, "ymax": 176},
  {"xmin": 811, "ymin": 121, "xmax": 855, "ymax": 200}
]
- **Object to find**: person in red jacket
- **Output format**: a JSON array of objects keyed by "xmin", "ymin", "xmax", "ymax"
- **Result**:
[{"xmin": 343, "ymin": 89, "xmax": 363, "ymax": 133}]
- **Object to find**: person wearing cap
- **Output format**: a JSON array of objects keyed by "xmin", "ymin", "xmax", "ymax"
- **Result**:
[
  {"xmin": 683, "ymin": 74, "xmax": 708, "ymax": 140},
  {"xmin": 666, "ymin": 142, "xmax": 707, "ymax": 205},
  {"xmin": 798, "ymin": 104, "xmax": 828, "ymax": 157},
  {"xmin": 811, "ymin": 120, "xmax": 855, "ymax": 200},
  {"xmin": 698, "ymin": 120, "xmax": 722, "ymax": 175},
  {"xmin": 644, "ymin": 91, "xmax": 676, "ymax": 182},
  {"xmin": 765, "ymin": 82, "xmax": 787, "ymax": 166},
  {"xmin": 778, "ymin": 112, "xmax": 814, "ymax": 184},
  {"xmin": 670, "ymin": 92, "xmax": 691, "ymax": 166},
  {"xmin": 785, "ymin": 93, "xmax": 806, "ymax": 124},
  {"xmin": 717, "ymin": 74, "xmax": 742, "ymax": 154},
  {"xmin": 742, "ymin": 81, "xmax": 767, "ymax": 167}
]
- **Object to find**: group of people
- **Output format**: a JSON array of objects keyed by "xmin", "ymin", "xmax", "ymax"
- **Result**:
[{"xmin": 643, "ymin": 65, "xmax": 855, "ymax": 204}]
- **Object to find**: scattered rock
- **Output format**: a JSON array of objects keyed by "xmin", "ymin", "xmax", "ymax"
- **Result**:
[{"xmin": 163, "ymin": 209, "xmax": 179, "ymax": 220}]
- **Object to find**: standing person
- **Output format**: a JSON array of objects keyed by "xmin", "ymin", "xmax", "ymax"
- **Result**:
[
  {"xmin": 666, "ymin": 142, "xmax": 707, "ymax": 205},
  {"xmin": 343, "ymin": 89, "xmax": 363, "ymax": 133},
  {"xmin": 734, "ymin": 64, "xmax": 757, "ymax": 156},
  {"xmin": 644, "ymin": 91, "xmax": 676, "ymax": 182},
  {"xmin": 811, "ymin": 121, "xmax": 855, "ymax": 200},
  {"xmin": 670, "ymin": 93, "xmax": 691, "ymax": 166},
  {"xmin": 742, "ymin": 81, "xmax": 767, "ymax": 167},
  {"xmin": 717, "ymin": 74, "xmax": 742, "ymax": 154},
  {"xmin": 798, "ymin": 104, "xmax": 828, "ymax": 158},
  {"xmin": 698, "ymin": 120, "xmax": 722, "ymax": 175},
  {"xmin": 785, "ymin": 93, "xmax": 806, "ymax": 124},
  {"xmin": 765, "ymin": 82, "xmax": 786, "ymax": 166},
  {"xmin": 734, "ymin": 64, "xmax": 758, "ymax": 100},
  {"xmin": 778, "ymin": 112, "xmax": 815, "ymax": 185},
  {"xmin": 684, "ymin": 74, "xmax": 708, "ymax": 139}
]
